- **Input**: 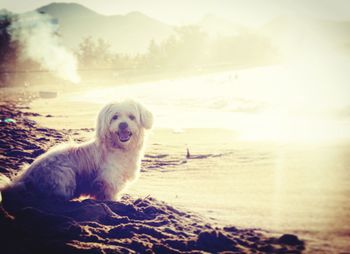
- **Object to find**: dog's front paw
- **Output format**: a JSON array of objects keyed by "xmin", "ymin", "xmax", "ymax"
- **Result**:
[{"xmin": 92, "ymin": 180, "xmax": 114, "ymax": 200}]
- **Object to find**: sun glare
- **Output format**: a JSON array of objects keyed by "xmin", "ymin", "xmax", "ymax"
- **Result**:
[{"xmin": 71, "ymin": 194, "xmax": 95, "ymax": 202}]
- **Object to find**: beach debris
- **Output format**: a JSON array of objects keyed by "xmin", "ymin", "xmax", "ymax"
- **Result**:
[
  {"xmin": 3, "ymin": 118, "xmax": 16, "ymax": 123},
  {"xmin": 186, "ymin": 147, "xmax": 191, "ymax": 159}
]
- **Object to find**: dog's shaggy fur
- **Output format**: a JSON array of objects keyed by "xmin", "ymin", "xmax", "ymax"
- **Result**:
[{"xmin": 1, "ymin": 99, "xmax": 153, "ymax": 202}]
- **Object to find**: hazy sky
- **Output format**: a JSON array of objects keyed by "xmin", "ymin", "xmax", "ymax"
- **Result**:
[{"xmin": 1, "ymin": 0, "xmax": 350, "ymax": 26}]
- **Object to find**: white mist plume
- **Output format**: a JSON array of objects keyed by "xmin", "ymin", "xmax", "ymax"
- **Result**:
[{"xmin": 8, "ymin": 11, "xmax": 80, "ymax": 84}]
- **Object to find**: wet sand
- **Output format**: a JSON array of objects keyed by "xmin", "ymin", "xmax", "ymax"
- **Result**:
[{"xmin": 0, "ymin": 95, "xmax": 305, "ymax": 253}]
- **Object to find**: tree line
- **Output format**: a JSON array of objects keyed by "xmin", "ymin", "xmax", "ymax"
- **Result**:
[{"xmin": 0, "ymin": 11, "xmax": 279, "ymax": 86}]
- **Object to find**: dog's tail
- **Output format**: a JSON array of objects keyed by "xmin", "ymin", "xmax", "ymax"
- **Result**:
[
  {"xmin": 0, "ymin": 174, "xmax": 30, "ymax": 213},
  {"xmin": 0, "ymin": 173, "xmax": 11, "ymax": 203},
  {"xmin": 0, "ymin": 173, "xmax": 11, "ymax": 190}
]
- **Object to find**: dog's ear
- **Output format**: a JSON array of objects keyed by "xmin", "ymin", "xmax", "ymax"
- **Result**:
[
  {"xmin": 96, "ymin": 103, "xmax": 114, "ymax": 143},
  {"xmin": 137, "ymin": 102, "xmax": 153, "ymax": 129}
]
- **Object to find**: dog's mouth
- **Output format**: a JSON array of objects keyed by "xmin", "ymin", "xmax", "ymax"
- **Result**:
[{"xmin": 117, "ymin": 130, "xmax": 132, "ymax": 142}]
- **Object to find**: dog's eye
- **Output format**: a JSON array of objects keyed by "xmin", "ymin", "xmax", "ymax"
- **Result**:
[
  {"xmin": 129, "ymin": 115, "xmax": 135, "ymax": 120},
  {"xmin": 112, "ymin": 115, "xmax": 119, "ymax": 120}
]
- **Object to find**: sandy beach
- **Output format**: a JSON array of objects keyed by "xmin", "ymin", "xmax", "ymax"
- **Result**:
[
  {"xmin": 19, "ymin": 75, "xmax": 350, "ymax": 254},
  {"xmin": 1, "ymin": 62, "xmax": 350, "ymax": 253},
  {"xmin": 0, "ymin": 90, "xmax": 309, "ymax": 253},
  {"xmin": 1, "ymin": 67, "xmax": 350, "ymax": 254},
  {"xmin": 0, "ymin": 84, "xmax": 349, "ymax": 253}
]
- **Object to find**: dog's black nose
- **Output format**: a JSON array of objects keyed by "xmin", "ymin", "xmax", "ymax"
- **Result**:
[{"xmin": 119, "ymin": 122, "xmax": 128, "ymax": 130}]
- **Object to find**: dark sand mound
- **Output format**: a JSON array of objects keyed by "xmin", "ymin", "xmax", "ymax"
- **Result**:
[
  {"xmin": 0, "ymin": 195, "xmax": 304, "ymax": 254},
  {"xmin": 0, "ymin": 103, "xmax": 305, "ymax": 253}
]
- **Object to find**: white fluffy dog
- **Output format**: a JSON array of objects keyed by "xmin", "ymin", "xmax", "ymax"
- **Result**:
[{"xmin": 1, "ymin": 99, "xmax": 153, "ymax": 202}]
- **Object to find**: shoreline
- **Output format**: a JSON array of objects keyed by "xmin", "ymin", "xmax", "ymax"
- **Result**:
[
  {"xmin": 1, "ymin": 61, "xmax": 278, "ymax": 89},
  {"xmin": 0, "ymin": 95, "xmax": 305, "ymax": 253}
]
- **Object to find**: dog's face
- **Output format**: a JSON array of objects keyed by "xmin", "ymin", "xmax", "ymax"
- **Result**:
[{"xmin": 96, "ymin": 100, "xmax": 153, "ymax": 149}]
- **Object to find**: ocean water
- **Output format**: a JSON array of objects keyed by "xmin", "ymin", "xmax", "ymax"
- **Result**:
[
  {"xmin": 32, "ymin": 64, "xmax": 350, "ymax": 142},
  {"xmin": 29, "ymin": 64, "xmax": 350, "ymax": 252}
]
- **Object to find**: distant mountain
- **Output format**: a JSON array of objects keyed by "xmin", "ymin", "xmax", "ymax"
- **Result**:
[
  {"xmin": 17, "ymin": 3, "xmax": 350, "ymax": 55},
  {"xmin": 35, "ymin": 3, "xmax": 174, "ymax": 54},
  {"xmin": 37, "ymin": 2, "xmax": 100, "ymax": 18}
]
